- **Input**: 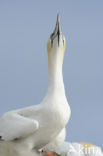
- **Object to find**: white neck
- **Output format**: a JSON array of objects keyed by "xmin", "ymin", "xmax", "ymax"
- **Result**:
[{"xmin": 48, "ymin": 49, "xmax": 65, "ymax": 93}]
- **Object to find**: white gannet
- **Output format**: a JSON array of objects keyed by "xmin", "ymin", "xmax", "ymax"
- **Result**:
[{"xmin": 0, "ymin": 14, "xmax": 71, "ymax": 153}]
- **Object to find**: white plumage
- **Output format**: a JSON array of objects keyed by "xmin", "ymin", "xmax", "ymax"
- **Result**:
[
  {"xmin": 42, "ymin": 142, "xmax": 103, "ymax": 156},
  {"xmin": 0, "ymin": 14, "xmax": 103, "ymax": 156},
  {"xmin": 0, "ymin": 14, "xmax": 71, "ymax": 154},
  {"xmin": 41, "ymin": 128, "xmax": 66, "ymax": 152}
]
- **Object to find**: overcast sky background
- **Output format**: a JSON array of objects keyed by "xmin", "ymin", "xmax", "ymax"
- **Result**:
[{"xmin": 0, "ymin": 0, "xmax": 103, "ymax": 149}]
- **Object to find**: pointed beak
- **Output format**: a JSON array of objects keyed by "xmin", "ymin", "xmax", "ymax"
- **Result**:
[
  {"xmin": 54, "ymin": 13, "xmax": 61, "ymax": 36},
  {"xmin": 50, "ymin": 13, "xmax": 61, "ymax": 45}
]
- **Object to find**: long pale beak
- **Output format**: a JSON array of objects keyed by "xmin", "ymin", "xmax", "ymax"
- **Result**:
[
  {"xmin": 54, "ymin": 13, "xmax": 61, "ymax": 36},
  {"xmin": 50, "ymin": 13, "xmax": 61, "ymax": 45}
]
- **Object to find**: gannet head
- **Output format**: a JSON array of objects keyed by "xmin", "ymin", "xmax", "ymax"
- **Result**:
[{"xmin": 47, "ymin": 13, "xmax": 66, "ymax": 64}]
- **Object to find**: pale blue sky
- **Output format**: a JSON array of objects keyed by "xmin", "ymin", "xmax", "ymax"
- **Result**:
[{"xmin": 0, "ymin": 0, "xmax": 103, "ymax": 148}]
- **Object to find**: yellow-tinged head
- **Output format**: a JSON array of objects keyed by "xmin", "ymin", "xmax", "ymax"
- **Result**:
[{"xmin": 47, "ymin": 14, "xmax": 66, "ymax": 64}]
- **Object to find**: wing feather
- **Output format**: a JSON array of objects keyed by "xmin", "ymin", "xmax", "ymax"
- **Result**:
[{"xmin": 0, "ymin": 112, "xmax": 39, "ymax": 141}]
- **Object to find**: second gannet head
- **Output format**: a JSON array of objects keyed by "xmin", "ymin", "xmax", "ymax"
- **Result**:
[{"xmin": 47, "ymin": 14, "xmax": 66, "ymax": 65}]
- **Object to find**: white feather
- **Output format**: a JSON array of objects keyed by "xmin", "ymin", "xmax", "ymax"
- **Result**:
[{"xmin": 0, "ymin": 15, "xmax": 71, "ymax": 152}]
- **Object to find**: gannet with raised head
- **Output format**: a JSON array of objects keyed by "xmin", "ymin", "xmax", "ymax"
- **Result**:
[{"xmin": 0, "ymin": 14, "xmax": 71, "ymax": 154}]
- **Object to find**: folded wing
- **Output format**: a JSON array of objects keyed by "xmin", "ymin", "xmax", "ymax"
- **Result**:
[{"xmin": 0, "ymin": 112, "xmax": 39, "ymax": 141}]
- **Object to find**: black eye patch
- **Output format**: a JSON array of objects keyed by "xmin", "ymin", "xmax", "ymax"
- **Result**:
[
  {"xmin": 50, "ymin": 33, "xmax": 56, "ymax": 46},
  {"xmin": 50, "ymin": 32, "xmax": 55, "ymax": 39},
  {"xmin": 63, "ymin": 39, "xmax": 64, "ymax": 45}
]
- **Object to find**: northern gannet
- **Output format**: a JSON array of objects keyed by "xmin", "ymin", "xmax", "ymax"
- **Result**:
[{"xmin": 0, "ymin": 14, "xmax": 71, "ymax": 153}]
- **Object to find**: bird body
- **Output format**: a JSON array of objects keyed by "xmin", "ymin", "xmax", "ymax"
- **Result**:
[
  {"xmin": 0, "ymin": 92, "xmax": 70, "ymax": 150},
  {"xmin": 0, "ymin": 14, "xmax": 71, "ymax": 153},
  {"xmin": 41, "ymin": 128, "xmax": 66, "ymax": 152}
]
